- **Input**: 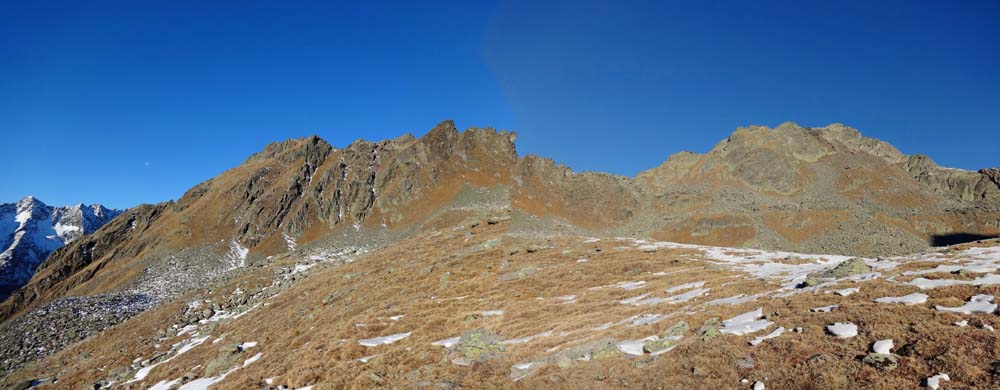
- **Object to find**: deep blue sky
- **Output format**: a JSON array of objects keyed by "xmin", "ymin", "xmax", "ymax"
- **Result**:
[{"xmin": 2, "ymin": 1, "xmax": 998, "ymax": 209}]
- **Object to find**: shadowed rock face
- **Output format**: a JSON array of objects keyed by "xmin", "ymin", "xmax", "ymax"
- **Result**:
[
  {"xmin": 2, "ymin": 120, "xmax": 998, "ymax": 325},
  {"xmin": 904, "ymin": 154, "xmax": 1000, "ymax": 202}
]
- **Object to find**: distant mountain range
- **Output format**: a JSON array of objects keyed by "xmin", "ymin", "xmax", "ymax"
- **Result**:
[{"xmin": 0, "ymin": 197, "xmax": 121, "ymax": 297}]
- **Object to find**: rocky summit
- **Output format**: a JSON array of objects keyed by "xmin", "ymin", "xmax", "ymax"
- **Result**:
[
  {"xmin": 1, "ymin": 121, "xmax": 999, "ymax": 390},
  {"xmin": 0, "ymin": 197, "xmax": 121, "ymax": 300}
]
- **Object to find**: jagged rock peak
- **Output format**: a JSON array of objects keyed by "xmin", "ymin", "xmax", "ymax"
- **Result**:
[
  {"xmin": 1, "ymin": 197, "xmax": 123, "ymax": 290},
  {"xmin": 245, "ymin": 135, "xmax": 334, "ymax": 166}
]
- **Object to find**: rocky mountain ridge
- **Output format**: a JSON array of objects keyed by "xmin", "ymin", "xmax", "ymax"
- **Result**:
[
  {"xmin": 0, "ymin": 197, "xmax": 121, "ymax": 297},
  {"xmin": 0, "ymin": 121, "xmax": 997, "ymax": 378}
]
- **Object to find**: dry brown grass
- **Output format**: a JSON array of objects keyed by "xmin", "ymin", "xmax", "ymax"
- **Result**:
[{"xmin": 6, "ymin": 222, "xmax": 1000, "ymax": 389}]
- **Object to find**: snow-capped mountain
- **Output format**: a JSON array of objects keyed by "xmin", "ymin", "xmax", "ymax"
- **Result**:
[{"xmin": 0, "ymin": 196, "xmax": 122, "ymax": 292}]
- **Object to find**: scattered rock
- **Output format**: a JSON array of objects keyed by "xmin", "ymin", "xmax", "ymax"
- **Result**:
[
  {"xmin": 735, "ymin": 356, "xmax": 755, "ymax": 369},
  {"xmin": 204, "ymin": 343, "xmax": 244, "ymax": 376},
  {"xmin": 862, "ymin": 353, "xmax": 898, "ymax": 371},
  {"xmin": 525, "ymin": 244, "xmax": 546, "ymax": 253},
  {"xmin": 695, "ymin": 317, "xmax": 721, "ymax": 341},
  {"xmin": 798, "ymin": 276, "xmax": 824, "ymax": 288},
  {"xmin": 807, "ymin": 353, "xmax": 833, "ymax": 364},
  {"xmin": 662, "ymin": 321, "xmax": 689, "ymax": 338},
  {"xmin": 499, "ymin": 267, "xmax": 537, "ymax": 282},
  {"xmin": 642, "ymin": 338, "xmax": 675, "ymax": 354},
  {"xmin": 591, "ymin": 343, "xmax": 622, "ymax": 360},
  {"xmin": 456, "ymin": 329, "xmax": 503, "ymax": 361},
  {"xmin": 819, "ymin": 258, "xmax": 872, "ymax": 278},
  {"xmin": 486, "ymin": 215, "xmax": 509, "ymax": 225},
  {"xmin": 368, "ymin": 371, "xmax": 386, "ymax": 384},
  {"xmin": 633, "ymin": 356, "xmax": 657, "ymax": 368}
]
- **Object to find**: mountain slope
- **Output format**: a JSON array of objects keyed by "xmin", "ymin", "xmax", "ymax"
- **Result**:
[
  {"xmin": 635, "ymin": 122, "xmax": 1000, "ymax": 254},
  {"xmin": 0, "ymin": 197, "xmax": 121, "ymax": 297},
  {"xmin": 0, "ymin": 120, "xmax": 997, "ymax": 376},
  {"xmin": 5, "ymin": 216, "xmax": 1000, "ymax": 389}
]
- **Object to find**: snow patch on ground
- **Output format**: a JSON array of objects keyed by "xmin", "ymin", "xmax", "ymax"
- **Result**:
[
  {"xmin": 432, "ymin": 336, "xmax": 460, "ymax": 348},
  {"xmin": 705, "ymin": 293, "xmax": 761, "ymax": 306},
  {"xmin": 617, "ymin": 336, "xmax": 657, "ymax": 356},
  {"xmin": 908, "ymin": 273, "xmax": 1000, "ymax": 289},
  {"xmin": 664, "ymin": 281, "xmax": 705, "ymax": 293},
  {"xmin": 926, "ymin": 373, "xmax": 950, "ymax": 389},
  {"xmin": 826, "ymin": 322, "xmax": 858, "ymax": 338},
  {"xmin": 811, "ymin": 305, "xmax": 838, "ymax": 313},
  {"xmin": 750, "ymin": 327, "xmax": 785, "ymax": 346},
  {"xmin": 873, "ymin": 339, "xmax": 893, "ymax": 354},
  {"xmin": 935, "ymin": 294, "xmax": 997, "ymax": 314},
  {"xmin": 831, "ymin": 287, "xmax": 859, "ymax": 296},
  {"xmin": 720, "ymin": 308, "xmax": 773, "ymax": 336},
  {"xmin": 359, "ymin": 332, "xmax": 411, "ymax": 347},
  {"xmin": 874, "ymin": 293, "xmax": 928, "ymax": 305}
]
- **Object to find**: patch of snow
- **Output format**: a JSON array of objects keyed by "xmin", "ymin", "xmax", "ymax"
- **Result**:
[
  {"xmin": 292, "ymin": 263, "xmax": 315, "ymax": 274},
  {"xmin": 243, "ymin": 352, "xmax": 263, "ymax": 366},
  {"xmin": 616, "ymin": 281, "xmax": 646, "ymax": 290},
  {"xmin": 720, "ymin": 308, "xmax": 773, "ymax": 336},
  {"xmin": 617, "ymin": 336, "xmax": 657, "ymax": 356},
  {"xmin": 359, "ymin": 332, "xmax": 411, "ymax": 347},
  {"xmin": 705, "ymin": 294, "xmax": 760, "ymax": 306},
  {"xmin": 149, "ymin": 379, "xmax": 182, "ymax": 390},
  {"xmin": 482, "ymin": 310, "xmax": 504, "ymax": 316},
  {"xmin": 909, "ymin": 273, "xmax": 1000, "ymax": 289},
  {"xmin": 832, "ymin": 287, "xmax": 859, "ymax": 296},
  {"xmin": 664, "ymin": 281, "xmax": 706, "ymax": 293},
  {"xmin": 926, "ymin": 373, "xmax": 950, "ymax": 389},
  {"xmin": 177, "ymin": 352, "xmax": 262, "ymax": 390},
  {"xmin": 556, "ymin": 294, "xmax": 576, "ymax": 301},
  {"xmin": 389, "ymin": 315, "xmax": 404, "ymax": 321},
  {"xmin": 874, "ymin": 293, "xmax": 928, "ymax": 305},
  {"xmin": 955, "ymin": 320, "xmax": 969, "ymax": 327},
  {"xmin": 432, "ymin": 336, "xmax": 460, "ymax": 348},
  {"xmin": 576, "ymin": 258, "xmax": 589, "ymax": 263},
  {"xmin": 663, "ymin": 288, "xmax": 710, "ymax": 304},
  {"xmin": 750, "ymin": 327, "xmax": 785, "ymax": 346},
  {"xmin": 935, "ymin": 294, "xmax": 997, "ymax": 314},
  {"xmin": 627, "ymin": 313, "xmax": 672, "ymax": 327},
  {"xmin": 357, "ymin": 355, "xmax": 377, "ymax": 363},
  {"xmin": 282, "ymin": 232, "xmax": 297, "ymax": 251},
  {"xmin": 239, "ymin": 341, "xmax": 258, "ymax": 350},
  {"xmin": 753, "ymin": 380, "xmax": 765, "ymax": 390},
  {"xmin": 128, "ymin": 335, "xmax": 210, "ymax": 383},
  {"xmin": 826, "ymin": 322, "xmax": 858, "ymax": 338},
  {"xmin": 619, "ymin": 293, "xmax": 652, "ymax": 305},
  {"xmin": 176, "ymin": 324, "xmax": 198, "ymax": 336},
  {"xmin": 873, "ymin": 339, "xmax": 893, "ymax": 354},
  {"xmin": 228, "ymin": 240, "xmax": 249, "ymax": 268}
]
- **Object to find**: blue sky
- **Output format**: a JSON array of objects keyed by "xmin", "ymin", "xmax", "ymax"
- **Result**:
[{"xmin": 2, "ymin": 0, "xmax": 998, "ymax": 209}]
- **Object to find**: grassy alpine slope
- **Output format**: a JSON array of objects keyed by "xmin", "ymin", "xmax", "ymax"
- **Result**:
[{"xmin": 4, "ymin": 215, "xmax": 1000, "ymax": 389}]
